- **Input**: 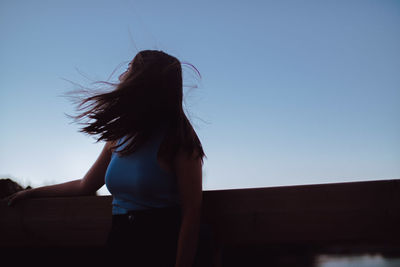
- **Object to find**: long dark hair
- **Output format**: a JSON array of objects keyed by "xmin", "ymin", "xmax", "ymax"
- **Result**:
[{"xmin": 68, "ymin": 50, "xmax": 205, "ymax": 165}]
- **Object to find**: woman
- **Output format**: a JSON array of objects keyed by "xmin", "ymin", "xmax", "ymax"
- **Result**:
[{"xmin": 6, "ymin": 50, "xmax": 206, "ymax": 267}]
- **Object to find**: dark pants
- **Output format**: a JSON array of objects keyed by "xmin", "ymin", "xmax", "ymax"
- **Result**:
[{"xmin": 106, "ymin": 206, "xmax": 182, "ymax": 267}]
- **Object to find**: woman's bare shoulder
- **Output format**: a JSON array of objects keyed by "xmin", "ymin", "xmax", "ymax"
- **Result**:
[{"xmin": 105, "ymin": 140, "xmax": 118, "ymax": 152}]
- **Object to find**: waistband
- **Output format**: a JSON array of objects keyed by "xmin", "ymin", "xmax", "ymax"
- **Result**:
[{"xmin": 112, "ymin": 205, "xmax": 182, "ymax": 222}]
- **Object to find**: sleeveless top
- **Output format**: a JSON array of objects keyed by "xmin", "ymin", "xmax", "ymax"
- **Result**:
[{"xmin": 105, "ymin": 124, "xmax": 181, "ymax": 214}]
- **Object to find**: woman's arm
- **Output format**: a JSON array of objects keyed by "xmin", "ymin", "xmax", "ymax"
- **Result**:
[
  {"xmin": 5, "ymin": 141, "xmax": 113, "ymax": 206},
  {"xmin": 173, "ymin": 149, "xmax": 203, "ymax": 267}
]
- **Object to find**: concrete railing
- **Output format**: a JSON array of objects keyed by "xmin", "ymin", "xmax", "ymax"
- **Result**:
[{"xmin": 1, "ymin": 179, "xmax": 399, "ymax": 266}]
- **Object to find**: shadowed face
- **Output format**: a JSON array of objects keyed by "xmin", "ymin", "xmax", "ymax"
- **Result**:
[{"xmin": 118, "ymin": 61, "xmax": 132, "ymax": 82}]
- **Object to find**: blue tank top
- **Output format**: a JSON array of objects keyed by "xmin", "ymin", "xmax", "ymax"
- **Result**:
[{"xmin": 105, "ymin": 125, "xmax": 180, "ymax": 214}]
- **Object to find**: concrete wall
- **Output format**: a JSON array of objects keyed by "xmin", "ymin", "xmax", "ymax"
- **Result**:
[{"xmin": 1, "ymin": 179, "xmax": 399, "ymax": 266}]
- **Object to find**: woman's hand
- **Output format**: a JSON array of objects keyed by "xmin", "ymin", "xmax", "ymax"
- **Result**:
[
  {"xmin": 2, "ymin": 141, "xmax": 112, "ymax": 207},
  {"xmin": 4, "ymin": 189, "xmax": 32, "ymax": 207}
]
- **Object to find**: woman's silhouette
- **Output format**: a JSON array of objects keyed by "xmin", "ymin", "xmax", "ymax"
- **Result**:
[{"xmin": 6, "ymin": 50, "xmax": 206, "ymax": 267}]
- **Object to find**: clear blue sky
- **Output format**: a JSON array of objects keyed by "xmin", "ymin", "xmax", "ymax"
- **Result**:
[{"xmin": 1, "ymin": 0, "xmax": 399, "ymax": 195}]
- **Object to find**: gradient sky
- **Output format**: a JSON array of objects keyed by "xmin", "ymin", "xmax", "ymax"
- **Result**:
[{"xmin": 1, "ymin": 0, "xmax": 399, "ymax": 195}]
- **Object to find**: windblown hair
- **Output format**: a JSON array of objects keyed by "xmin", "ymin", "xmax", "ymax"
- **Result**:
[{"xmin": 69, "ymin": 50, "xmax": 205, "ymax": 165}]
